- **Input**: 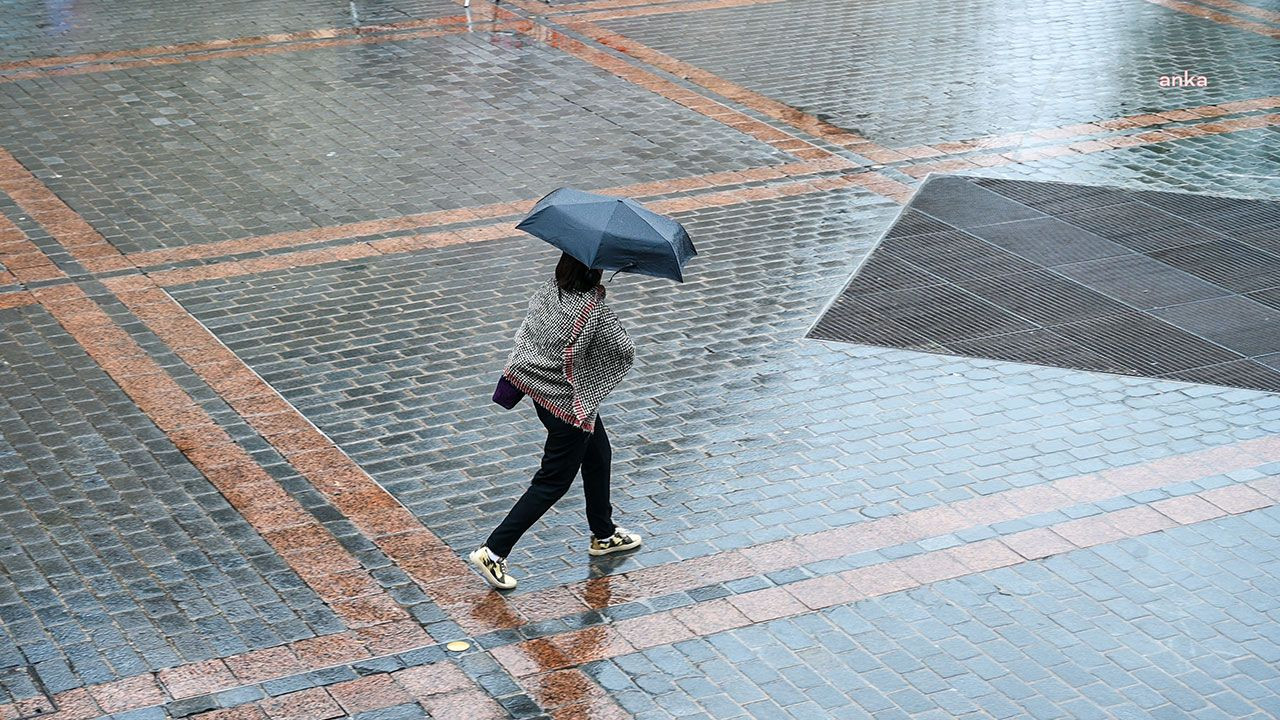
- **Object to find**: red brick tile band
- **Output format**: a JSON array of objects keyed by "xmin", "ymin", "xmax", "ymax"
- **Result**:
[
  {"xmin": 902, "ymin": 112, "xmax": 1280, "ymax": 178},
  {"xmin": 520, "ymin": 23, "xmax": 839, "ymax": 161},
  {"xmin": 0, "ymin": 24, "xmax": 505, "ymax": 84},
  {"xmin": 1187, "ymin": 0, "xmax": 1280, "ymax": 22},
  {"xmin": 507, "ymin": 435, "xmax": 1280, "ymax": 628},
  {"xmin": 196, "ymin": 660, "xmax": 508, "ymax": 720},
  {"xmin": 9, "ymin": 653, "xmax": 505, "ymax": 720},
  {"xmin": 566, "ymin": 21, "xmax": 903, "ymax": 163},
  {"xmin": 30, "ymin": 285, "xmax": 407, "ymax": 627},
  {"xmin": 101, "ymin": 274, "xmax": 528, "ymax": 636},
  {"xmin": 891, "ymin": 96, "xmax": 1280, "ymax": 159},
  {"xmin": 0, "ymin": 16, "xmax": 471, "ymax": 73},
  {"xmin": 492, "ymin": 473, "xmax": 1280, "ymax": 678},
  {"xmin": 122, "ymin": 158, "xmax": 851, "ymax": 270},
  {"xmin": 0, "ymin": 290, "xmax": 36, "ymax": 309},
  {"xmin": 139, "ymin": 170, "xmax": 893, "ymax": 285},
  {"xmin": 568, "ymin": 0, "xmax": 783, "ymax": 22},
  {"xmin": 0, "ymin": 148, "xmax": 131, "ymax": 272},
  {"xmin": 523, "ymin": 668, "xmax": 633, "ymax": 720},
  {"xmin": 1138, "ymin": 0, "xmax": 1280, "ymax": 37},
  {"xmin": 0, "ymin": 209, "xmax": 66, "ymax": 283}
]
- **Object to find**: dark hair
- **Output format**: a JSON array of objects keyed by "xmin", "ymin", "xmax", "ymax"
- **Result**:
[{"xmin": 555, "ymin": 252, "xmax": 602, "ymax": 293}]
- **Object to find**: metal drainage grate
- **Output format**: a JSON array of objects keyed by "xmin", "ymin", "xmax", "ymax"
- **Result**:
[
  {"xmin": 808, "ymin": 175, "xmax": 1280, "ymax": 394},
  {"xmin": 0, "ymin": 666, "xmax": 57, "ymax": 720}
]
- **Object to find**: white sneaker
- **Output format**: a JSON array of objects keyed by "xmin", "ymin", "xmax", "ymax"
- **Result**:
[
  {"xmin": 589, "ymin": 528, "xmax": 643, "ymax": 556},
  {"xmin": 468, "ymin": 546, "xmax": 517, "ymax": 590}
]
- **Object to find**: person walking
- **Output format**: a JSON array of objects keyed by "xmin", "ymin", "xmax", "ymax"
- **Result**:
[
  {"xmin": 468, "ymin": 187, "xmax": 696, "ymax": 591},
  {"xmin": 469, "ymin": 252, "xmax": 642, "ymax": 590}
]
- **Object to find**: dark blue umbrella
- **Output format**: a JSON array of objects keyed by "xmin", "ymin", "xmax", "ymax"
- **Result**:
[{"xmin": 515, "ymin": 187, "xmax": 697, "ymax": 282}]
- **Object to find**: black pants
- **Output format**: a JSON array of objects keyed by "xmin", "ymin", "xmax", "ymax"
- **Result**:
[{"xmin": 485, "ymin": 401, "xmax": 616, "ymax": 558}]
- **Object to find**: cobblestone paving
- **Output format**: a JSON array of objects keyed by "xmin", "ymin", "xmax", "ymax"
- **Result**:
[
  {"xmin": 947, "ymin": 126, "xmax": 1280, "ymax": 200},
  {"xmin": 170, "ymin": 182, "xmax": 1280, "ymax": 594},
  {"xmin": 0, "ymin": 33, "xmax": 788, "ymax": 254},
  {"xmin": 0, "ymin": 0, "xmax": 1278, "ymax": 716},
  {"xmin": 586, "ymin": 506, "xmax": 1280, "ymax": 719},
  {"xmin": 598, "ymin": 0, "xmax": 1280, "ymax": 147},
  {"xmin": 0, "ymin": 304, "xmax": 338, "ymax": 695},
  {"xmin": 0, "ymin": 0, "xmax": 462, "ymax": 62}
]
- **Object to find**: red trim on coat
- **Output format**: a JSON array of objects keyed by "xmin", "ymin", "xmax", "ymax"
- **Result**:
[{"xmin": 502, "ymin": 369, "xmax": 595, "ymax": 433}]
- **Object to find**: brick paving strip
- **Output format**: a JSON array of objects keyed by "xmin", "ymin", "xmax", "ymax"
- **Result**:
[
  {"xmin": 0, "ymin": 206, "xmax": 67, "ymax": 283},
  {"xmin": 0, "ymin": 649, "xmax": 510, "ymax": 720},
  {"xmin": 2, "ymin": 145, "xmax": 628, "ymax": 719},
  {"xmin": 563, "ymin": 20, "xmax": 904, "ymax": 163},
  {"xmin": 902, "ymin": 112, "xmax": 1280, "ymax": 178},
  {"xmin": 888, "ymin": 96, "xmax": 1280, "ymax": 160},
  {"xmin": 2, "ymin": 283, "xmax": 433, "ymax": 718},
  {"xmin": 515, "ymin": 0, "xmax": 781, "ymax": 17},
  {"xmin": 0, "ymin": 23, "xmax": 519, "ymax": 84},
  {"xmin": 0, "ymin": 16, "xmax": 472, "ymax": 73},
  {"xmin": 1186, "ymin": 0, "xmax": 1280, "ymax": 23},
  {"xmin": 560, "ymin": 0, "xmax": 784, "ymax": 22},
  {"xmin": 119, "ymin": 157, "xmax": 853, "ymax": 271},
  {"xmin": 183, "ymin": 661, "xmax": 511, "ymax": 720},
  {"xmin": 489, "ymin": 468, "xmax": 1280, "ymax": 679},
  {"xmin": 136, "ymin": 170, "xmax": 906, "ymax": 286},
  {"xmin": 513, "ymin": 22, "xmax": 841, "ymax": 162},
  {"xmin": 183, "ymin": 665, "xmax": 615, "ymax": 720},
  {"xmin": 111, "ymin": 103, "xmax": 1267, "ymax": 287},
  {"xmin": 0, "ymin": 289, "xmax": 36, "ymax": 308},
  {"xmin": 1137, "ymin": 0, "xmax": 1280, "ymax": 37},
  {"xmin": 489, "ymin": 434, "xmax": 1280, "ymax": 638}
]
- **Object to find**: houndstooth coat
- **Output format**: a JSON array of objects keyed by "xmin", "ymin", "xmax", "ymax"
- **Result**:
[{"xmin": 502, "ymin": 279, "xmax": 635, "ymax": 432}]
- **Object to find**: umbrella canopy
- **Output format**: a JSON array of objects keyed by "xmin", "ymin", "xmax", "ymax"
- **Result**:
[{"xmin": 515, "ymin": 187, "xmax": 697, "ymax": 282}]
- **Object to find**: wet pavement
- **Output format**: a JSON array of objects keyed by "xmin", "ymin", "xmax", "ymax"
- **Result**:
[{"xmin": 0, "ymin": 0, "xmax": 1278, "ymax": 718}]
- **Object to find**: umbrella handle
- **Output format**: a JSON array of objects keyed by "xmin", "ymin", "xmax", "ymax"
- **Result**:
[{"xmin": 607, "ymin": 262, "xmax": 636, "ymax": 283}]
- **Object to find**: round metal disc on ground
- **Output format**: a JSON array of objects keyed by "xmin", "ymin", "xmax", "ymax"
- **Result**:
[{"xmin": 446, "ymin": 641, "xmax": 470, "ymax": 652}]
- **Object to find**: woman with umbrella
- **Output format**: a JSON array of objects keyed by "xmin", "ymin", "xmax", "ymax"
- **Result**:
[{"xmin": 469, "ymin": 188, "xmax": 696, "ymax": 590}]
